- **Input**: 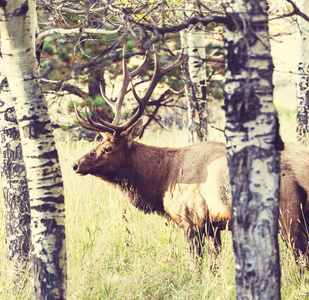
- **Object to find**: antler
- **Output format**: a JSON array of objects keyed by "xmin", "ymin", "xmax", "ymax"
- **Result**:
[
  {"xmin": 100, "ymin": 45, "xmax": 149, "ymax": 125},
  {"xmin": 75, "ymin": 46, "xmax": 187, "ymax": 137}
]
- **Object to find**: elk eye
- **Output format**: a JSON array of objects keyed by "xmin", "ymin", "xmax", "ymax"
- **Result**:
[
  {"xmin": 105, "ymin": 145, "xmax": 113, "ymax": 153},
  {"xmin": 89, "ymin": 151, "xmax": 96, "ymax": 157}
]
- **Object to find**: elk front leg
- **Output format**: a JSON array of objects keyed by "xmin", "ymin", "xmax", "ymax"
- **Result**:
[
  {"xmin": 205, "ymin": 220, "xmax": 222, "ymax": 256},
  {"xmin": 205, "ymin": 230, "xmax": 221, "ymax": 257},
  {"xmin": 183, "ymin": 225, "xmax": 221, "ymax": 269},
  {"xmin": 204, "ymin": 229, "xmax": 221, "ymax": 271},
  {"xmin": 183, "ymin": 225, "xmax": 205, "ymax": 264}
]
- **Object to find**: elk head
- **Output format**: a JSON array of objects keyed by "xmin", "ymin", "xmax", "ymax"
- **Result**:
[{"xmin": 72, "ymin": 46, "xmax": 187, "ymax": 177}]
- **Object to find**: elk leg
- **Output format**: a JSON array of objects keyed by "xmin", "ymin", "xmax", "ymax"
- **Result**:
[
  {"xmin": 294, "ymin": 209, "xmax": 309, "ymax": 270},
  {"xmin": 204, "ymin": 225, "xmax": 222, "ymax": 269},
  {"xmin": 183, "ymin": 224, "xmax": 221, "ymax": 268},
  {"xmin": 279, "ymin": 177, "xmax": 309, "ymax": 270},
  {"xmin": 283, "ymin": 202, "xmax": 309, "ymax": 276},
  {"xmin": 206, "ymin": 230, "xmax": 222, "ymax": 257},
  {"xmin": 183, "ymin": 225, "xmax": 205, "ymax": 265},
  {"xmin": 282, "ymin": 217, "xmax": 309, "ymax": 270}
]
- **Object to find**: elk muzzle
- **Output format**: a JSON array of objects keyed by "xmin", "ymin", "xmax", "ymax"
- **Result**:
[{"xmin": 72, "ymin": 159, "xmax": 87, "ymax": 175}]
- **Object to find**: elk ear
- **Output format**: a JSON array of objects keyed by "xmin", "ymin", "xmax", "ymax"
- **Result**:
[{"xmin": 125, "ymin": 119, "xmax": 143, "ymax": 149}]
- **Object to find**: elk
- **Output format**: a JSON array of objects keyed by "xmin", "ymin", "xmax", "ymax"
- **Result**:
[{"xmin": 72, "ymin": 47, "xmax": 309, "ymax": 267}]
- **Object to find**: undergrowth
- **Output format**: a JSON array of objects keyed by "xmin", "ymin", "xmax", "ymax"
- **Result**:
[{"xmin": 0, "ymin": 107, "xmax": 308, "ymax": 299}]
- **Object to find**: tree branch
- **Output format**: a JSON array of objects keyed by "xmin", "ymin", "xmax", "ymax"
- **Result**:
[
  {"xmin": 130, "ymin": 15, "xmax": 229, "ymax": 35},
  {"xmin": 37, "ymin": 26, "xmax": 122, "ymax": 45}
]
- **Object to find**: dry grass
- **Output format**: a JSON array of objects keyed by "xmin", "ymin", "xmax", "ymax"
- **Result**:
[{"xmin": 0, "ymin": 110, "xmax": 308, "ymax": 299}]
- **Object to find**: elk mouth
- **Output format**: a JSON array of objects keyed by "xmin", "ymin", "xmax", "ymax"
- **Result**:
[
  {"xmin": 75, "ymin": 172, "xmax": 88, "ymax": 176},
  {"xmin": 72, "ymin": 162, "xmax": 88, "ymax": 176}
]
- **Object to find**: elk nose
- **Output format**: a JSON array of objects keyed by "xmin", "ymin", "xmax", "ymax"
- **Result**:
[{"xmin": 72, "ymin": 162, "xmax": 79, "ymax": 172}]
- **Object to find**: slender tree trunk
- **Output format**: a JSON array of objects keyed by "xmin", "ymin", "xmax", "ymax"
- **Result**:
[
  {"xmin": 187, "ymin": 21, "xmax": 208, "ymax": 141},
  {"xmin": 224, "ymin": 0, "xmax": 282, "ymax": 298},
  {"xmin": 0, "ymin": 1, "xmax": 67, "ymax": 299},
  {"xmin": 296, "ymin": 0, "xmax": 309, "ymax": 146},
  {"xmin": 0, "ymin": 58, "xmax": 31, "ymax": 286},
  {"xmin": 180, "ymin": 29, "xmax": 198, "ymax": 143},
  {"xmin": 180, "ymin": 2, "xmax": 208, "ymax": 142}
]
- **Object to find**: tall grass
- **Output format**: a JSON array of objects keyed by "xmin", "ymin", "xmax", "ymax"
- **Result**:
[{"xmin": 0, "ymin": 108, "xmax": 308, "ymax": 299}]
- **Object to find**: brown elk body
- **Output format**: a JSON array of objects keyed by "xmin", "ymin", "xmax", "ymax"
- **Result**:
[
  {"xmin": 73, "ymin": 122, "xmax": 309, "ymax": 266},
  {"xmin": 72, "ymin": 48, "xmax": 309, "ymax": 266}
]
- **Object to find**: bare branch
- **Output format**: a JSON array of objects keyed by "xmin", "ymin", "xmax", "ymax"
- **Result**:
[
  {"xmin": 37, "ymin": 27, "xmax": 122, "ymax": 45},
  {"xmin": 286, "ymin": 0, "xmax": 309, "ymax": 22}
]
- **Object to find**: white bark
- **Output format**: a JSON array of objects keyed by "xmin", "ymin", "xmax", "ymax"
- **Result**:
[
  {"xmin": 0, "ymin": 58, "xmax": 31, "ymax": 285},
  {"xmin": 224, "ymin": 0, "xmax": 281, "ymax": 299},
  {"xmin": 0, "ymin": 1, "xmax": 66, "ymax": 299},
  {"xmin": 187, "ymin": 4, "xmax": 208, "ymax": 141},
  {"xmin": 179, "ymin": 28, "xmax": 197, "ymax": 143},
  {"xmin": 180, "ymin": 2, "xmax": 208, "ymax": 142},
  {"xmin": 296, "ymin": 0, "xmax": 309, "ymax": 145}
]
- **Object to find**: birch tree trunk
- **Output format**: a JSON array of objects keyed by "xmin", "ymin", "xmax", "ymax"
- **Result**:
[
  {"xmin": 180, "ymin": 29, "xmax": 198, "ymax": 143},
  {"xmin": 187, "ymin": 22, "xmax": 208, "ymax": 141},
  {"xmin": 0, "ymin": 58, "xmax": 31, "ymax": 286},
  {"xmin": 224, "ymin": 0, "xmax": 282, "ymax": 298},
  {"xmin": 181, "ymin": 2, "xmax": 208, "ymax": 142},
  {"xmin": 296, "ymin": 0, "xmax": 309, "ymax": 146},
  {"xmin": 0, "ymin": 1, "xmax": 67, "ymax": 299}
]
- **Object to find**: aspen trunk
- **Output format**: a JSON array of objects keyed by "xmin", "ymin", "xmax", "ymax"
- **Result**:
[
  {"xmin": 296, "ymin": 0, "xmax": 309, "ymax": 146},
  {"xmin": 0, "ymin": 1, "xmax": 67, "ymax": 299},
  {"xmin": 0, "ymin": 58, "xmax": 31, "ymax": 286},
  {"xmin": 180, "ymin": 2, "xmax": 208, "ymax": 142},
  {"xmin": 180, "ymin": 29, "xmax": 197, "ymax": 143},
  {"xmin": 224, "ymin": 0, "xmax": 282, "ymax": 298},
  {"xmin": 187, "ymin": 22, "xmax": 208, "ymax": 141}
]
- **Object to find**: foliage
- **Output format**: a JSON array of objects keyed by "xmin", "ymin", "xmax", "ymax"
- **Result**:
[
  {"xmin": 35, "ymin": 0, "xmax": 306, "ymax": 132},
  {"xmin": 36, "ymin": 1, "xmax": 225, "ymax": 130}
]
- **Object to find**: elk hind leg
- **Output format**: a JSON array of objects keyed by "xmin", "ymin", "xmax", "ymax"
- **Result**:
[{"xmin": 279, "ymin": 179, "xmax": 309, "ymax": 271}]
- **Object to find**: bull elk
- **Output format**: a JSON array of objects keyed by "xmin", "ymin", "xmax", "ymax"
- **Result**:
[{"xmin": 72, "ymin": 47, "xmax": 309, "ymax": 268}]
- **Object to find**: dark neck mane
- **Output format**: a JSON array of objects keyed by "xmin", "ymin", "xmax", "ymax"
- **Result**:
[{"xmin": 97, "ymin": 142, "xmax": 174, "ymax": 215}]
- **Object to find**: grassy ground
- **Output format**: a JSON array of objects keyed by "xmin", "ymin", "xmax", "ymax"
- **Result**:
[{"xmin": 0, "ymin": 106, "xmax": 308, "ymax": 299}]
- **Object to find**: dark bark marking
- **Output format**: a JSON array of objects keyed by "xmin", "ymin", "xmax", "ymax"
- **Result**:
[
  {"xmin": 36, "ymin": 174, "xmax": 63, "ymax": 183},
  {"xmin": 0, "ymin": 77, "xmax": 8, "ymax": 90},
  {"xmin": 226, "ymin": 39, "xmax": 248, "ymax": 75},
  {"xmin": 32, "ymin": 204, "xmax": 57, "ymax": 213},
  {"xmin": 4, "ymin": 107, "xmax": 18, "ymax": 124},
  {"xmin": 38, "ymin": 160, "xmax": 56, "ymax": 168},
  {"xmin": 35, "ymin": 195, "xmax": 65, "ymax": 204},
  {"xmin": 19, "ymin": 113, "xmax": 39, "ymax": 122},
  {"xmin": 0, "ymin": 0, "xmax": 7, "ymax": 8},
  {"xmin": 12, "ymin": 1, "xmax": 29, "ymax": 16},
  {"xmin": 22, "ymin": 120, "xmax": 52, "ymax": 139},
  {"xmin": 0, "ymin": 127, "xmax": 20, "ymax": 144},
  {"xmin": 35, "ymin": 149, "xmax": 59, "ymax": 160},
  {"xmin": 201, "ymin": 85, "xmax": 207, "ymax": 100}
]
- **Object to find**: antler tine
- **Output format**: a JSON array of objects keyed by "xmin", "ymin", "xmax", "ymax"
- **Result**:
[
  {"xmin": 74, "ymin": 103, "xmax": 115, "ymax": 134},
  {"xmin": 100, "ymin": 45, "xmax": 149, "ymax": 126},
  {"xmin": 117, "ymin": 47, "xmax": 188, "ymax": 131},
  {"xmin": 91, "ymin": 105, "xmax": 121, "ymax": 131},
  {"xmin": 140, "ymin": 47, "xmax": 187, "ymax": 103},
  {"xmin": 76, "ymin": 47, "xmax": 187, "ymax": 138}
]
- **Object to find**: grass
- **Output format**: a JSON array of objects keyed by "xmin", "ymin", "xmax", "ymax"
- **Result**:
[
  {"xmin": 0, "ymin": 106, "xmax": 308, "ymax": 299},
  {"xmin": 60, "ymin": 130, "xmax": 236, "ymax": 299}
]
